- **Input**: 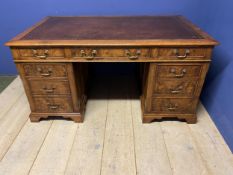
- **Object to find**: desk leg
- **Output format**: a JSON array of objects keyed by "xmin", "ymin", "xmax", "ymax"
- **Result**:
[{"xmin": 69, "ymin": 63, "xmax": 88, "ymax": 122}]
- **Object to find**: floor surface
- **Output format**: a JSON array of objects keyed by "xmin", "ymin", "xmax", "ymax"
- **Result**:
[
  {"xmin": 0, "ymin": 76, "xmax": 232, "ymax": 175},
  {"xmin": 0, "ymin": 76, "xmax": 16, "ymax": 93}
]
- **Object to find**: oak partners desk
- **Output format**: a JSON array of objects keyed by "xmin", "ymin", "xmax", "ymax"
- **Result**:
[{"xmin": 6, "ymin": 16, "xmax": 218, "ymax": 124}]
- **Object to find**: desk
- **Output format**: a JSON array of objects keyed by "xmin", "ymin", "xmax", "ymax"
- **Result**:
[{"xmin": 6, "ymin": 16, "xmax": 218, "ymax": 123}]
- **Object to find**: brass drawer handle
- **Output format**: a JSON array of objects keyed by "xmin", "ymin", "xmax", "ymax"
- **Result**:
[
  {"xmin": 40, "ymin": 73, "xmax": 51, "ymax": 77},
  {"xmin": 170, "ymin": 85, "xmax": 183, "ymax": 94},
  {"xmin": 166, "ymin": 103, "xmax": 178, "ymax": 111},
  {"xmin": 80, "ymin": 50, "xmax": 97, "ymax": 60},
  {"xmin": 37, "ymin": 67, "xmax": 53, "ymax": 77},
  {"xmin": 174, "ymin": 49, "xmax": 190, "ymax": 59},
  {"xmin": 43, "ymin": 87, "xmax": 55, "ymax": 93},
  {"xmin": 170, "ymin": 68, "xmax": 187, "ymax": 78},
  {"xmin": 170, "ymin": 90, "xmax": 181, "ymax": 94},
  {"xmin": 125, "ymin": 49, "xmax": 141, "ymax": 60},
  {"xmin": 33, "ymin": 49, "xmax": 49, "ymax": 59},
  {"xmin": 167, "ymin": 106, "xmax": 177, "ymax": 111},
  {"xmin": 48, "ymin": 104, "xmax": 59, "ymax": 110}
]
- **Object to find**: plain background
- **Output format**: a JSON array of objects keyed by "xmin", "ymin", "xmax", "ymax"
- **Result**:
[{"xmin": 0, "ymin": 0, "xmax": 232, "ymax": 152}]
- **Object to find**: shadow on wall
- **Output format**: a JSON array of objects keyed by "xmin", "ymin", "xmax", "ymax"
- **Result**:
[
  {"xmin": 202, "ymin": 59, "xmax": 233, "ymax": 151},
  {"xmin": 198, "ymin": 0, "xmax": 233, "ymax": 152},
  {"xmin": 205, "ymin": 48, "xmax": 232, "ymax": 83}
]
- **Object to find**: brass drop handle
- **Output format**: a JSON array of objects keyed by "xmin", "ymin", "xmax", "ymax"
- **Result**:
[
  {"xmin": 170, "ymin": 68, "xmax": 187, "ymax": 78},
  {"xmin": 43, "ymin": 87, "xmax": 55, "ymax": 93},
  {"xmin": 80, "ymin": 50, "xmax": 86, "ymax": 57},
  {"xmin": 40, "ymin": 73, "xmax": 51, "ymax": 77},
  {"xmin": 166, "ymin": 103, "xmax": 178, "ymax": 111},
  {"xmin": 33, "ymin": 49, "xmax": 49, "ymax": 59},
  {"xmin": 170, "ymin": 90, "xmax": 181, "ymax": 94},
  {"xmin": 80, "ymin": 49, "xmax": 97, "ymax": 60},
  {"xmin": 37, "ymin": 67, "xmax": 53, "ymax": 77},
  {"xmin": 125, "ymin": 49, "xmax": 141, "ymax": 60},
  {"xmin": 48, "ymin": 104, "xmax": 59, "ymax": 110},
  {"xmin": 174, "ymin": 49, "xmax": 190, "ymax": 59},
  {"xmin": 90, "ymin": 50, "xmax": 97, "ymax": 59},
  {"xmin": 170, "ymin": 85, "xmax": 183, "ymax": 94},
  {"xmin": 167, "ymin": 106, "xmax": 177, "ymax": 111}
]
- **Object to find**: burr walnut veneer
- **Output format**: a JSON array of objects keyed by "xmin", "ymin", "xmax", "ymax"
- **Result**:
[{"xmin": 6, "ymin": 16, "xmax": 218, "ymax": 123}]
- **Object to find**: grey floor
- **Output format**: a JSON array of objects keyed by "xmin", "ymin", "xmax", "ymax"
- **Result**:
[{"xmin": 0, "ymin": 76, "xmax": 16, "ymax": 93}]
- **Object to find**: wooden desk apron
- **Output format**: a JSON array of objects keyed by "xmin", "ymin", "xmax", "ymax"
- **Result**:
[{"xmin": 5, "ymin": 16, "xmax": 218, "ymax": 123}]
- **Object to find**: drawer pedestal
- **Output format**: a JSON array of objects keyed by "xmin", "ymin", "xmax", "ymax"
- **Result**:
[
  {"xmin": 141, "ymin": 62, "xmax": 210, "ymax": 124},
  {"xmin": 16, "ymin": 63, "xmax": 87, "ymax": 123}
]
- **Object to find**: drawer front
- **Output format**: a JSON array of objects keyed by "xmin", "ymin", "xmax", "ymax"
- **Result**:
[
  {"xmin": 151, "ymin": 48, "xmax": 210, "ymax": 60},
  {"xmin": 16, "ymin": 48, "xmax": 65, "ymax": 60},
  {"xmin": 22, "ymin": 63, "xmax": 68, "ymax": 78},
  {"xmin": 157, "ymin": 65, "xmax": 202, "ymax": 78},
  {"xmin": 151, "ymin": 98, "xmax": 196, "ymax": 113},
  {"xmin": 12, "ymin": 47, "xmax": 211, "ymax": 62},
  {"xmin": 154, "ymin": 79, "xmax": 198, "ymax": 97},
  {"xmin": 71, "ymin": 47, "xmax": 150, "ymax": 60},
  {"xmin": 33, "ymin": 96, "xmax": 73, "ymax": 113},
  {"xmin": 28, "ymin": 79, "xmax": 71, "ymax": 95}
]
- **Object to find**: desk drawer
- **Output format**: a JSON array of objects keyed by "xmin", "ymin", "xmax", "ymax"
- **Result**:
[
  {"xmin": 28, "ymin": 79, "xmax": 71, "ymax": 95},
  {"xmin": 22, "ymin": 63, "xmax": 68, "ymax": 78},
  {"xmin": 151, "ymin": 48, "xmax": 210, "ymax": 60},
  {"xmin": 154, "ymin": 79, "xmax": 198, "ymax": 97},
  {"xmin": 151, "ymin": 98, "xmax": 196, "ymax": 113},
  {"xmin": 71, "ymin": 47, "xmax": 150, "ymax": 60},
  {"xmin": 33, "ymin": 96, "xmax": 73, "ymax": 113},
  {"xmin": 157, "ymin": 64, "xmax": 202, "ymax": 78},
  {"xmin": 16, "ymin": 48, "xmax": 65, "ymax": 60}
]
